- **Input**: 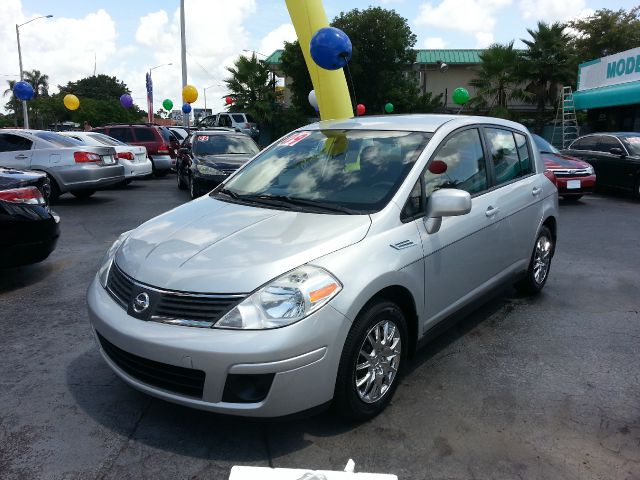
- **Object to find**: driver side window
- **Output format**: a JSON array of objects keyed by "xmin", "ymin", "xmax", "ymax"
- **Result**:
[{"xmin": 423, "ymin": 128, "xmax": 488, "ymax": 197}]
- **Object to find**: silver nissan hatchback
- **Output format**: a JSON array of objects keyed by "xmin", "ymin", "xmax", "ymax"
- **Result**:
[{"xmin": 87, "ymin": 115, "xmax": 559, "ymax": 420}]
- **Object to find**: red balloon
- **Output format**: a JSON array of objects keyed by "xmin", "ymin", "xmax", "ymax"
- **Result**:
[
  {"xmin": 356, "ymin": 104, "xmax": 365, "ymax": 116},
  {"xmin": 225, "ymin": 96, "xmax": 233, "ymax": 105}
]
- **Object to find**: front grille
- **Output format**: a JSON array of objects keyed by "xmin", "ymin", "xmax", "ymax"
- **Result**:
[
  {"xmin": 106, "ymin": 262, "xmax": 245, "ymax": 327},
  {"xmin": 550, "ymin": 168, "xmax": 592, "ymax": 177},
  {"xmin": 97, "ymin": 332, "xmax": 206, "ymax": 398}
]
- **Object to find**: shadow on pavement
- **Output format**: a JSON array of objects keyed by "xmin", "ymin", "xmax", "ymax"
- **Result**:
[{"xmin": 0, "ymin": 261, "xmax": 56, "ymax": 293}]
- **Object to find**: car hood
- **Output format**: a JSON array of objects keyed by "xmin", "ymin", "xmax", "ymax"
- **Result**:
[
  {"xmin": 542, "ymin": 152, "xmax": 590, "ymax": 169},
  {"xmin": 196, "ymin": 153, "xmax": 254, "ymax": 168},
  {"xmin": 115, "ymin": 197, "xmax": 371, "ymax": 293}
]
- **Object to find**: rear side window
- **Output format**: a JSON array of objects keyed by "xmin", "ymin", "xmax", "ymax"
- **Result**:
[
  {"xmin": 109, "ymin": 128, "xmax": 134, "ymax": 143},
  {"xmin": 423, "ymin": 128, "xmax": 488, "ymax": 196},
  {"xmin": 0, "ymin": 134, "xmax": 33, "ymax": 152},
  {"xmin": 596, "ymin": 136, "xmax": 623, "ymax": 153},
  {"xmin": 232, "ymin": 114, "xmax": 245, "ymax": 123},
  {"xmin": 134, "ymin": 128, "xmax": 156, "ymax": 142},
  {"xmin": 570, "ymin": 136, "xmax": 596, "ymax": 151},
  {"xmin": 34, "ymin": 131, "xmax": 83, "ymax": 147},
  {"xmin": 485, "ymin": 128, "xmax": 523, "ymax": 185}
]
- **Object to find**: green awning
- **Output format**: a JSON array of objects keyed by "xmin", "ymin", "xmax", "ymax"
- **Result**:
[{"xmin": 573, "ymin": 81, "xmax": 640, "ymax": 110}]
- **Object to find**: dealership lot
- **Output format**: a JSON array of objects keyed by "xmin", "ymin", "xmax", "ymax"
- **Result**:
[{"xmin": 1, "ymin": 178, "xmax": 639, "ymax": 480}]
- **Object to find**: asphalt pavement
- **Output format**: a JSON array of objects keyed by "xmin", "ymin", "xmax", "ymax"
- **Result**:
[{"xmin": 1, "ymin": 177, "xmax": 639, "ymax": 480}]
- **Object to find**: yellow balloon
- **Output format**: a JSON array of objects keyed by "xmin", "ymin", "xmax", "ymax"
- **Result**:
[
  {"xmin": 63, "ymin": 94, "xmax": 80, "ymax": 111},
  {"xmin": 182, "ymin": 85, "xmax": 198, "ymax": 104},
  {"xmin": 285, "ymin": 0, "xmax": 352, "ymax": 121}
]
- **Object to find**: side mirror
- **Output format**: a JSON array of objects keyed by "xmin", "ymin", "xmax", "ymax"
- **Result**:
[
  {"xmin": 609, "ymin": 147, "xmax": 625, "ymax": 157},
  {"xmin": 424, "ymin": 188, "xmax": 471, "ymax": 234}
]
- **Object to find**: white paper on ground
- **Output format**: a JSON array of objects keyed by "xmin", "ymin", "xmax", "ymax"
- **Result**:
[{"xmin": 229, "ymin": 466, "xmax": 398, "ymax": 480}]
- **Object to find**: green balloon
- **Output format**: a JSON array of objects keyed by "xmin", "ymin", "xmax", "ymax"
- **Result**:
[
  {"xmin": 162, "ymin": 99, "xmax": 174, "ymax": 110},
  {"xmin": 384, "ymin": 102, "xmax": 394, "ymax": 113},
  {"xmin": 452, "ymin": 87, "xmax": 470, "ymax": 106}
]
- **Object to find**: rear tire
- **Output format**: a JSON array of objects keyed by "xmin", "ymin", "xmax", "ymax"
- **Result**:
[
  {"xmin": 46, "ymin": 175, "xmax": 61, "ymax": 204},
  {"xmin": 333, "ymin": 299, "xmax": 407, "ymax": 421},
  {"xmin": 71, "ymin": 189, "xmax": 96, "ymax": 199},
  {"xmin": 515, "ymin": 225, "xmax": 554, "ymax": 295}
]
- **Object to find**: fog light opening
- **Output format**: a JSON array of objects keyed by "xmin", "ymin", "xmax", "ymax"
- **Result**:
[{"xmin": 222, "ymin": 373, "xmax": 275, "ymax": 403}]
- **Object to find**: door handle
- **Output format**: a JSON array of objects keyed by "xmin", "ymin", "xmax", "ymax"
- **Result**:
[
  {"xmin": 15, "ymin": 154, "xmax": 29, "ymax": 159},
  {"xmin": 532, "ymin": 187, "xmax": 542, "ymax": 196},
  {"xmin": 485, "ymin": 206, "xmax": 499, "ymax": 218}
]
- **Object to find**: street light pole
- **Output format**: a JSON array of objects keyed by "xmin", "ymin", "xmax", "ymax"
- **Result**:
[
  {"xmin": 180, "ymin": 0, "xmax": 188, "ymax": 127},
  {"xmin": 148, "ymin": 63, "xmax": 172, "ymax": 123},
  {"xmin": 15, "ymin": 15, "xmax": 52, "ymax": 129}
]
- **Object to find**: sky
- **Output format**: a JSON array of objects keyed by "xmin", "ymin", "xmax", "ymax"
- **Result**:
[{"xmin": 1, "ymin": 0, "xmax": 637, "ymax": 115}]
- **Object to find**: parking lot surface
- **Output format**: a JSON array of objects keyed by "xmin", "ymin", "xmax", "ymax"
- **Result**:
[{"xmin": 1, "ymin": 177, "xmax": 639, "ymax": 480}]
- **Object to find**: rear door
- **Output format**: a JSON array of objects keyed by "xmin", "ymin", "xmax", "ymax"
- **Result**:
[{"xmin": 0, "ymin": 133, "xmax": 34, "ymax": 170}]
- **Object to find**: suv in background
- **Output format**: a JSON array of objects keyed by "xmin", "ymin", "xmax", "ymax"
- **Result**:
[
  {"xmin": 92, "ymin": 124, "xmax": 174, "ymax": 177},
  {"xmin": 197, "ymin": 112, "xmax": 259, "ymax": 140}
]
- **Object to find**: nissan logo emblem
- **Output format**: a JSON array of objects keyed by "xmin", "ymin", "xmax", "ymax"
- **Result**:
[{"xmin": 133, "ymin": 292, "xmax": 150, "ymax": 313}]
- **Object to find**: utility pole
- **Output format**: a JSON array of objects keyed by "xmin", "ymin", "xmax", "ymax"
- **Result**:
[{"xmin": 180, "ymin": 0, "xmax": 188, "ymax": 127}]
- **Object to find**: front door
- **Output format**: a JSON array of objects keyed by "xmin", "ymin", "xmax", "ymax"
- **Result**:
[{"xmin": 0, "ymin": 133, "xmax": 34, "ymax": 170}]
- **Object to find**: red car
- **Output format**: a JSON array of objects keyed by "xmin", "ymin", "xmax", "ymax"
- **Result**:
[{"xmin": 533, "ymin": 134, "xmax": 596, "ymax": 200}]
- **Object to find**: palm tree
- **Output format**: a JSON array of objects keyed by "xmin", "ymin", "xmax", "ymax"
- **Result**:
[
  {"xmin": 469, "ymin": 41, "xmax": 529, "ymax": 117},
  {"xmin": 224, "ymin": 54, "xmax": 275, "ymax": 124},
  {"xmin": 3, "ymin": 79, "xmax": 20, "ymax": 126},
  {"xmin": 520, "ymin": 22, "xmax": 574, "ymax": 133},
  {"xmin": 23, "ymin": 69, "xmax": 50, "ymax": 98}
]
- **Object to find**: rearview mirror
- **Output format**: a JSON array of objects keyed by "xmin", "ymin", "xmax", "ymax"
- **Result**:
[
  {"xmin": 424, "ymin": 188, "xmax": 471, "ymax": 234},
  {"xmin": 609, "ymin": 147, "xmax": 625, "ymax": 157}
]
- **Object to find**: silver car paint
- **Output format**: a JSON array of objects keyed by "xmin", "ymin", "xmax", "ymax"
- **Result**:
[{"xmin": 88, "ymin": 114, "xmax": 559, "ymax": 416}]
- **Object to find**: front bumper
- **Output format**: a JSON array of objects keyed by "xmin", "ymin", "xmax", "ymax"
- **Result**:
[
  {"xmin": 0, "ymin": 211, "xmax": 60, "ymax": 267},
  {"xmin": 120, "ymin": 159, "xmax": 153, "ymax": 179},
  {"xmin": 86, "ymin": 277, "xmax": 350, "ymax": 417},
  {"xmin": 53, "ymin": 164, "xmax": 125, "ymax": 193},
  {"xmin": 555, "ymin": 174, "xmax": 596, "ymax": 195}
]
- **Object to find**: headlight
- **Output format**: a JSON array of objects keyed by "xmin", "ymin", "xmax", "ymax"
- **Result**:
[
  {"xmin": 97, "ymin": 231, "xmax": 131, "ymax": 288},
  {"xmin": 214, "ymin": 265, "xmax": 342, "ymax": 329},
  {"xmin": 585, "ymin": 165, "xmax": 594, "ymax": 175},
  {"xmin": 197, "ymin": 164, "xmax": 224, "ymax": 175}
]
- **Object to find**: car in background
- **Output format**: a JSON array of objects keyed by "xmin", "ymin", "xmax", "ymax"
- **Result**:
[
  {"xmin": 198, "ymin": 112, "xmax": 259, "ymax": 140},
  {"xmin": 92, "ymin": 124, "xmax": 174, "ymax": 177},
  {"xmin": 0, "ymin": 129, "xmax": 124, "ymax": 202},
  {"xmin": 0, "ymin": 167, "xmax": 60, "ymax": 268},
  {"xmin": 88, "ymin": 114, "xmax": 559, "ymax": 419},
  {"xmin": 168, "ymin": 126, "xmax": 193, "ymax": 143},
  {"xmin": 563, "ymin": 132, "xmax": 640, "ymax": 199},
  {"xmin": 176, "ymin": 130, "xmax": 259, "ymax": 198},
  {"xmin": 61, "ymin": 132, "xmax": 152, "ymax": 183},
  {"xmin": 532, "ymin": 134, "xmax": 596, "ymax": 200}
]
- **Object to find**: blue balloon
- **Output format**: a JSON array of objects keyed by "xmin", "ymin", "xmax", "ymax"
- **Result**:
[
  {"xmin": 13, "ymin": 81, "xmax": 34, "ymax": 101},
  {"xmin": 310, "ymin": 27, "xmax": 352, "ymax": 70},
  {"xmin": 181, "ymin": 103, "xmax": 192, "ymax": 114}
]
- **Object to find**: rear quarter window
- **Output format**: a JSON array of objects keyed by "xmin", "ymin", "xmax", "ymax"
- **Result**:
[{"xmin": 570, "ymin": 136, "xmax": 596, "ymax": 151}]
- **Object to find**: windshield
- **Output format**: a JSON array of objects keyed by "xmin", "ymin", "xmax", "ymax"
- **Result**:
[
  {"xmin": 217, "ymin": 129, "xmax": 430, "ymax": 214},
  {"xmin": 533, "ymin": 134, "xmax": 559, "ymax": 154},
  {"xmin": 619, "ymin": 135, "xmax": 640, "ymax": 156},
  {"xmin": 87, "ymin": 133, "xmax": 127, "ymax": 146},
  {"xmin": 35, "ymin": 131, "xmax": 84, "ymax": 147},
  {"xmin": 193, "ymin": 134, "xmax": 259, "ymax": 155}
]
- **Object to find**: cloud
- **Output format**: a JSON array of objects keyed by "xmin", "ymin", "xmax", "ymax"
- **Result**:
[
  {"xmin": 423, "ymin": 37, "xmax": 447, "ymax": 49},
  {"xmin": 518, "ymin": 0, "xmax": 588, "ymax": 22},
  {"xmin": 475, "ymin": 32, "xmax": 494, "ymax": 48},
  {"xmin": 258, "ymin": 24, "xmax": 297, "ymax": 58},
  {"xmin": 416, "ymin": 0, "xmax": 511, "ymax": 33}
]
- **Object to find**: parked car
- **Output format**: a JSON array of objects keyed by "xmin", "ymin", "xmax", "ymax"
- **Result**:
[
  {"xmin": 197, "ymin": 112, "xmax": 259, "ymax": 139},
  {"xmin": 87, "ymin": 115, "xmax": 558, "ymax": 420},
  {"xmin": 61, "ymin": 132, "xmax": 152, "ymax": 183},
  {"xmin": 168, "ymin": 126, "xmax": 192, "ymax": 143},
  {"xmin": 0, "ymin": 167, "xmax": 60, "ymax": 267},
  {"xmin": 532, "ymin": 134, "xmax": 596, "ymax": 200},
  {"xmin": 176, "ymin": 130, "xmax": 260, "ymax": 198},
  {"xmin": 563, "ymin": 133, "xmax": 640, "ymax": 199},
  {"xmin": 0, "ymin": 129, "xmax": 124, "ymax": 202},
  {"xmin": 92, "ymin": 124, "xmax": 174, "ymax": 177}
]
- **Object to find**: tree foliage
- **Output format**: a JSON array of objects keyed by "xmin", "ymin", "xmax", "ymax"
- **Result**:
[
  {"xmin": 58, "ymin": 74, "xmax": 132, "ymax": 101},
  {"xmin": 224, "ymin": 54, "xmax": 276, "ymax": 124},
  {"xmin": 567, "ymin": 7, "xmax": 640, "ymax": 62}
]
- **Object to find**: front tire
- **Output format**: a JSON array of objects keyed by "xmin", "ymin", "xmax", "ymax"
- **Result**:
[
  {"xmin": 333, "ymin": 300, "xmax": 407, "ymax": 421},
  {"xmin": 189, "ymin": 175, "xmax": 199, "ymax": 199},
  {"xmin": 515, "ymin": 225, "xmax": 554, "ymax": 295}
]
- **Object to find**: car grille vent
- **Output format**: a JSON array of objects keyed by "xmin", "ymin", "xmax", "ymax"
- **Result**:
[
  {"xmin": 551, "ymin": 168, "xmax": 592, "ymax": 177},
  {"xmin": 105, "ymin": 263, "xmax": 245, "ymax": 328},
  {"xmin": 97, "ymin": 332, "xmax": 206, "ymax": 398}
]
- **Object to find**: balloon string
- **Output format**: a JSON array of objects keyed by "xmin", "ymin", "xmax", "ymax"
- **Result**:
[{"xmin": 341, "ymin": 54, "xmax": 357, "ymax": 116}]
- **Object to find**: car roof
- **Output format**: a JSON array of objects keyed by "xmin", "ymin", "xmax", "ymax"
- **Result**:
[
  {"xmin": 303, "ymin": 114, "xmax": 528, "ymax": 133},
  {"xmin": 193, "ymin": 130, "xmax": 249, "ymax": 136}
]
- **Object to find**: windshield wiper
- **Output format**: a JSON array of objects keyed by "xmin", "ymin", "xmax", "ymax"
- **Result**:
[
  {"xmin": 251, "ymin": 195, "xmax": 357, "ymax": 214},
  {"xmin": 218, "ymin": 187, "xmax": 240, "ymax": 199}
]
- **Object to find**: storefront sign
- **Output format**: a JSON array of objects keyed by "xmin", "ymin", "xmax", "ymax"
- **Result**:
[{"xmin": 578, "ymin": 47, "xmax": 640, "ymax": 91}]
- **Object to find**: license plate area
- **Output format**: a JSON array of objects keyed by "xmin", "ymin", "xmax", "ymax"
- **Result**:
[{"xmin": 567, "ymin": 180, "xmax": 581, "ymax": 189}]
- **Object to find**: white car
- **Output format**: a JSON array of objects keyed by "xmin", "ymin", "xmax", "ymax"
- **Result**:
[{"xmin": 61, "ymin": 132, "xmax": 152, "ymax": 182}]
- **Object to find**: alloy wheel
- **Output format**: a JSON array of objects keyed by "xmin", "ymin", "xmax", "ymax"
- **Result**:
[
  {"xmin": 533, "ymin": 235, "xmax": 552, "ymax": 285},
  {"xmin": 355, "ymin": 319, "xmax": 401, "ymax": 404}
]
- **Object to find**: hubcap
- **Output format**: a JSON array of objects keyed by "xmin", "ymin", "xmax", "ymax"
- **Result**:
[
  {"xmin": 355, "ymin": 320, "xmax": 401, "ymax": 404},
  {"xmin": 533, "ymin": 235, "xmax": 552, "ymax": 284}
]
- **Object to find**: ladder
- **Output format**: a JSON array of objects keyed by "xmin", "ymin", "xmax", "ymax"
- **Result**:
[{"xmin": 551, "ymin": 86, "xmax": 579, "ymax": 149}]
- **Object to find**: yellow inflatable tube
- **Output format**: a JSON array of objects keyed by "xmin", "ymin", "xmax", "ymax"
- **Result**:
[{"xmin": 285, "ymin": 0, "xmax": 353, "ymax": 121}]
